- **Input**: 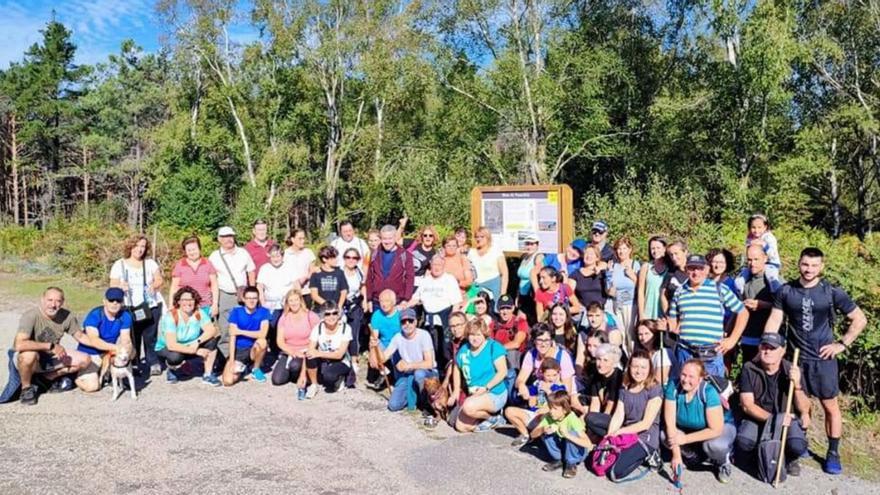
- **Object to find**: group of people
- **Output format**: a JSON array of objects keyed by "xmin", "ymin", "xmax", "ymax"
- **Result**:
[{"xmin": 8, "ymin": 214, "xmax": 867, "ymax": 486}]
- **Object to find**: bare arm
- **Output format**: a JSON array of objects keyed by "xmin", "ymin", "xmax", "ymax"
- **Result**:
[
  {"xmin": 681, "ymin": 406, "xmax": 724, "ymax": 445},
  {"xmin": 498, "ymin": 255, "xmax": 509, "ymax": 295},
  {"xmin": 764, "ymin": 308, "xmax": 784, "ymax": 333},
  {"xmin": 740, "ymin": 392, "xmax": 771, "ymax": 422}
]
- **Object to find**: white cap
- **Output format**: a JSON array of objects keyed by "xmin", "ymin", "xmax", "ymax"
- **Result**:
[{"xmin": 217, "ymin": 226, "xmax": 236, "ymax": 237}]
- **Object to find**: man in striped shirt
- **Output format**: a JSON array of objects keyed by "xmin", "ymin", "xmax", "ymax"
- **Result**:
[{"xmin": 667, "ymin": 254, "xmax": 748, "ymax": 377}]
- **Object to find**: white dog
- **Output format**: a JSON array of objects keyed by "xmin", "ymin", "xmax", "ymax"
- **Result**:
[{"xmin": 101, "ymin": 347, "xmax": 137, "ymax": 401}]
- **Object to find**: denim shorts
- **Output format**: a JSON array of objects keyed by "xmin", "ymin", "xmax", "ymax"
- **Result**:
[{"xmin": 488, "ymin": 390, "xmax": 508, "ymax": 413}]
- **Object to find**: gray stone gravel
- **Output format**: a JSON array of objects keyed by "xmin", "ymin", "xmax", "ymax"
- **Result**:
[{"xmin": 1, "ymin": 308, "xmax": 877, "ymax": 495}]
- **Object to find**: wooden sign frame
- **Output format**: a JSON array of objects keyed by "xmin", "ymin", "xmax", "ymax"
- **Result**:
[{"xmin": 470, "ymin": 184, "xmax": 574, "ymax": 256}]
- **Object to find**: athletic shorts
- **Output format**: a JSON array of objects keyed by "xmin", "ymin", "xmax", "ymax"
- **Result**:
[
  {"xmin": 77, "ymin": 354, "xmax": 103, "ymax": 379},
  {"xmin": 801, "ymin": 358, "xmax": 839, "ymax": 400},
  {"xmin": 13, "ymin": 349, "xmax": 69, "ymax": 374},
  {"xmin": 488, "ymin": 390, "xmax": 507, "ymax": 413},
  {"xmin": 234, "ymin": 346, "xmax": 254, "ymax": 368}
]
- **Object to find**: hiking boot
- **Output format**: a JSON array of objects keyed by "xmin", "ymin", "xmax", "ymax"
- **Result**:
[
  {"xmin": 49, "ymin": 376, "xmax": 74, "ymax": 393},
  {"xmin": 786, "ymin": 459, "xmax": 801, "ymax": 477},
  {"xmin": 823, "ymin": 452, "xmax": 842, "ymax": 475},
  {"xmin": 20, "ymin": 385, "xmax": 38, "ymax": 406},
  {"xmin": 562, "ymin": 465, "xmax": 578, "ymax": 478},
  {"xmin": 510, "ymin": 435, "xmax": 530, "ymax": 448},
  {"xmin": 716, "ymin": 460, "xmax": 733, "ymax": 483},
  {"xmin": 345, "ymin": 369, "xmax": 357, "ymax": 389},
  {"xmin": 542, "ymin": 461, "xmax": 563, "ymax": 472}
]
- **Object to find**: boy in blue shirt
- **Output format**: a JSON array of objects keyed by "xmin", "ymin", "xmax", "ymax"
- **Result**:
[{"xmin": 221, "ymin": 286, "xmax": 271, "ymax": 386}]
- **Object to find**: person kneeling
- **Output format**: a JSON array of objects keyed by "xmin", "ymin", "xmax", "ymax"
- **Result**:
[
  {"xmin": 75, "ymin": 287, "xmax": 134, "ymax": 393},
  {"xmin": 303, "ymin": 302, "xmax": 353, "ymax": 397},
  {"xmin": 371, "ymin": 308, "xmax": 438, "ymax": 412},
  {"xmin": 156, "ymin": 287, "xmax": 221, "ymax": 386},
  {"xmin": 222, "ymin": 286, "xmax": 271, "ymax": 386},
  {"xmin": 531, "ymin": 390, "xmax": 593, "ymax": 479},
  {"xmin": 736, "ymin": 333, "xmax": 810, "ymax": 481}
]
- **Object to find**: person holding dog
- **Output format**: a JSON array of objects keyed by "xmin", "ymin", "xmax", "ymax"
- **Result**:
[
  {"xmin": 156, "ymin": 286, "xmax": 221, "ymax": 386},
  {"xmin": 75, "ymin": 287, "xmax": 134, "ymax": 392},
  {"xmin": 735, "ymin": 333, "xmax": 810, "ymax": 480},
  {"xmin": 370, "ymin": 308, "xmax": 438, "ymax": 412},
  {"xmin": 221, "ymin": 286, "xmax": 271, "ymax": 386}
]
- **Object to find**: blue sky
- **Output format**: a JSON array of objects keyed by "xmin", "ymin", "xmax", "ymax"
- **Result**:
[{"xmin": 0, "ymin": 1, "xmax": 258, "ymax": 69}]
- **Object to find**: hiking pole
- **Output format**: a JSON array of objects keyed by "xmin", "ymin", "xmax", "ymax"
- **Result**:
[{"xmin": 773, "ymin": 347, "xmax": 800, "ymax": 488}]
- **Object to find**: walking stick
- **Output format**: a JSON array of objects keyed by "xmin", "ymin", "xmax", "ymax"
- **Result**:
[{"xmin": 773, "ymin": 347, "xmax": 800, "ymax": 487}]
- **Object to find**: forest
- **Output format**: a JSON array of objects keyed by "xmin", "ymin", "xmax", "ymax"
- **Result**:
[{"xmin": 1, "ymin": 1, "xmax": 880, "ymax": 407}]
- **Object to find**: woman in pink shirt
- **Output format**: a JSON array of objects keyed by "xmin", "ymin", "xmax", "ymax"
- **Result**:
[
  {"xmin": 168, "ymin": 235, "xmax": 219, "ymax": 318},
  {"xmin": 272, "ymin": 289, "xmax": 320, "ymax": 398}
]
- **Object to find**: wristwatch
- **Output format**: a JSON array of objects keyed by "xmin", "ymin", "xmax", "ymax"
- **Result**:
[{"xmin": 837, "ymin": 340, "xmax": 849, "ymax": 350}]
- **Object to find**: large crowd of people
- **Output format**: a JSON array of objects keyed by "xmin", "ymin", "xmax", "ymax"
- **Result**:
[{"xmin": 6, "ymin": 215, "xmax": 868, "ymax": 485}]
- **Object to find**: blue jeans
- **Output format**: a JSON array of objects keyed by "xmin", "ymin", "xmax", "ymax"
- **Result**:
[
  {"xmin": 388, "ymin": 368, "xmax": 438, "ymax": 412},
  {"xmin": 673, "ymin": 342, "xmax": 726, "ymax": 378},
  {"xmin": 543, "ymin": 434, "xmax": 587, "ymax": 465}
]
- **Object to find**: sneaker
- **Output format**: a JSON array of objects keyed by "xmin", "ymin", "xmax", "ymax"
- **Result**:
[
  {"xmin": 49, "ymin": 376, "xmax": 74, "ymax": 393},
  {"xmin": 716, "ymin": 460, "xmax": 733, "ymax": 484},
  {"xmin": 542, "ymin": 461, "xmax": 563, "ymax": 472},
  {"xmin": 305, "ymin": 384, "xmax": 318, "ymax": 399},
  {"xmin": 365, "ymin": 378, "xmax": 384, "ymax": 391},
  {"xmin": 297, "ymin": 387, "xmax": 307, "ymax": 401},
  {"xmin": 201, "ymin": 374, "xmax": 221, "ymax": 387},
  {"xmin": 250, "ymin": 368, "xmax": 267, "ymax": 383},
  {"xmin": 786, "ymin": 459, "xmax": 801, "ymax": 477},
  {"xmin": 474, "ymin": 414, "xmax": 501, "ymax": 433},
  {"xmin": 646, "ymin": 450, "xmax": 663, "ymax": 471},
  {"xmin": 345, "ymin": 369, "xmax": 357, "ymax": 389},
  {"xmin": 166, "ymin": 369, "xmax": 179, "ymax": 384},
  {"xmin": 823, "ymin": 452, "xmax": 842, "ymax": 475},
  {"xmin": 20, "ymin": 385, "xmax": 38, "ymax": 406},
  {"xmin": 510, "ymin": 435, "xmax": 529, "ymax": 448},
  {"xmin": 562, "ymin": 465, "xmax": 578, "ymax": 478},
  {"xmin": 150, "ymin": 364, "xmax": 162, "ymax": 376},
  {"xmin": 423, "ymin": 416, "xmax": 439, "ymax": 429}
]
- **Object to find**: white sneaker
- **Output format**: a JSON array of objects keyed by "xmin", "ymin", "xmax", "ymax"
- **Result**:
[{"xmin": 305, "ymin": 384, "xmax": 318, "ymax": 399}]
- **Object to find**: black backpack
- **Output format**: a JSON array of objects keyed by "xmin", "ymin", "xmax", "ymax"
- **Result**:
[{"xmin": 758, "ymin": 413, "xmax": 787, "ymax": 484}]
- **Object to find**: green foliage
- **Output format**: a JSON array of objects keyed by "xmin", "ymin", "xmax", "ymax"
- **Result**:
[{"xmin": 153, "ymin": 157, "xmax": 228, "ymax": 231}]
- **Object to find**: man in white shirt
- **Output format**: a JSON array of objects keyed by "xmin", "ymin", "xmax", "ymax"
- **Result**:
[
  {"xmin": 331, "ymin": 221, "xmax": 369, "ymax": 270},
  {"xmin": 408, "ymin": 256, "xmax": 463, "ymax": 367},
  {"xmin": 209, "ymin": 226, "xmax": 256, "ymax": 362}
]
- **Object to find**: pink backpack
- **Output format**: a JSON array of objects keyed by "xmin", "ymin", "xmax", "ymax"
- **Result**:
[{"xmin": 590, "ymin": 433, "xmax": 640, "ymax": 476}]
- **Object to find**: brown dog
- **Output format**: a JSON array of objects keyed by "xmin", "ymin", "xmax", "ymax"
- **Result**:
[{"xmin": 423, "ymin": 377, "xmax": 449, "ymax": 420}]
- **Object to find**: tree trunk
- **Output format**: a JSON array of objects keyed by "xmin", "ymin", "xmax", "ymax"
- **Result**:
[
  {"xmin": 227, "ymin": 95, "xmax": 256, "ymax": 187},
  {"xmin": 10, "ymin": 113, "xmax": 20, "ymax": 225},
  {"xmin": 830, "ymin": 168, "xmax": 841, "ymax": 239},
  {"xmin": 22, "ymin": 171, "xmax": 28, "ymax": 226},
  {"xmin": 82, "ymin": 143, "xmax": 90, "ymax": 216}
]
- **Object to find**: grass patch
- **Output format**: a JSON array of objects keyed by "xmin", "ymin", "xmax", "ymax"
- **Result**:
[
  {"xmin": 0, "ymin": 269, "xmax": 104, "ymax": 314},
  {"xmin": 804, "ymin": 397, "xmax": 880, "ymax": 481}
]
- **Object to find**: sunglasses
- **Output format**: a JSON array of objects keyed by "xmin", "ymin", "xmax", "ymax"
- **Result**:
[
  {"xmin": 344, "ymin": 255, "xmax": 360, "ymax": 260},
  {"xmin": 524, "ymin": 241, "xmax": 537, "ymax": 245},
  {"xmin": 324, "ymin": 311, "xmax": 340, "ymax": 316},
  {"xmin": 401, "ymin": 318, "xmax": 416, "ymax": 324},
  {"xmin": 108, "ymin": 299, "xmax": 124, "ymax": 304},
  {"xmin": 422, "ymin": 233, "xmax": 434, "ymax": 238}
]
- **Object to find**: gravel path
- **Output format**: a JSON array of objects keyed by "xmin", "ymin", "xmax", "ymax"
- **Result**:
[{"xmin": 1, "ymin": 302, "xmax": 877, "ymax": 494}]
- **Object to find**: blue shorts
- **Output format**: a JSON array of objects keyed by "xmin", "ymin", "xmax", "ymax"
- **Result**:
[{"xmin": 488, "ymin": 390, "xmax": 508, "ymax": 413}]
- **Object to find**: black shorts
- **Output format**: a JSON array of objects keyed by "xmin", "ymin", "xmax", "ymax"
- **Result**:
[
  {"xmin": 234, "ymin": 345, "xmax": 254, "ymax": 365},
  {"xmin": 801, "ymin": 358, "xmax": 839, "ymax": 400}
]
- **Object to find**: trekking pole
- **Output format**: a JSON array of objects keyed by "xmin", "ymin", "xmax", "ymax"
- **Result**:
[{"xmin": 773, "ymin": 347, "xmax": 800, "ymax": 488}]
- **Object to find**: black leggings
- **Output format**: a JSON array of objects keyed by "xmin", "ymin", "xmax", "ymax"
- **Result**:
[
  {"xmin": 608, "ymin": 442, "xmax": 652, "ymax": 481},
  {"xmin": 272, "ymin": 354, "xmax": 305, "ymax": 385},
  {"xmin": 587, "ymin": 412, "xmax": 612, "ymax": 437},
  {"xmin": 158, "ymin": 337, "xmax": 218, "ymax": 367},
  {"xmin": 306, "ymin": 358, "xmax": 350, "ymax": 390}
]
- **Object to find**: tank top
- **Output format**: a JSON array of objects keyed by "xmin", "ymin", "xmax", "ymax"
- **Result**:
[
  {"xmin": 517, "ymin": 253, "xmax": 538, "ymax": 295},
  {"xmin": 644, "ymin": 263, "xmax": 668, "ymax": 319}
]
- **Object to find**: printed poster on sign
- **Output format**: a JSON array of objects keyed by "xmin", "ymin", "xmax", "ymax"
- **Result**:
[{"xmin": 481, "ymin": 190, "xmax": 561, "ymax": 253}]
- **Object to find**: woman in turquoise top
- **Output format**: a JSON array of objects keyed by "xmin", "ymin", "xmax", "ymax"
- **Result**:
[
  {"xmin": 451, "ymin": 318, "xmax": 509, "ymax": 433},
  {"xmin": 637, "ymin": 235, "xmax": 668, "ymax": 321},
  {"xmin": 156, "ymin": 286, "xmax": 221, "ymax": 385},
  {"xmin": 516, "ymin": 232, "xmax": 544, "ymax": 323}
]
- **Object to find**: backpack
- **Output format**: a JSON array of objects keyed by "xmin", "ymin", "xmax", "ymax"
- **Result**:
[
  {"xmin": 590, "ymin": 433, "xmax": 641, "ymax": 477},
  {"xmin": 757, "ymin": 413, "xmax": 787, "ymax": 484},
  {"xmin": 672, "ymin": 378, "xmax": 733, "ymax": 414}
]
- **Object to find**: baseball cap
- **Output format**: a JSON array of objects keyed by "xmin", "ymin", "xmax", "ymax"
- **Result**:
[
  {"xmin": 760, "ymin": 333, "xmax": 786, "ymax": 349},
  {"xmin": 400, "ymin": 308, "xmax": 417, "ymax": 321},
  {"xmin": 591, "ymin": 221, "xmax": 609, "ymax": 233},
  {"xmin": 498, "ymin": 294, "xmax": 515, "ymax": 310},
  {"xmin": 685, "ymin": 254, "xmax": 707, "ymax": 267},
  {"xmin": 570, "ymin": 238, "xmax": 588, "ymax": 254},
  {"xmin": 523, "ymin": 232, "xmax": 539, "ymax": 243},
  {"xmin": 217, "ymin": 226, "xmax": 236, "ymax": 237},
  {"xmin": 105, "ymin": 287, "xmax": 125, "ymax": 302}
]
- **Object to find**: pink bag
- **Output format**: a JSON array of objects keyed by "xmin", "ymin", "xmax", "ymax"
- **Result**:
[{"xmin": 590, "ymin": 433, "xmax": 641, "ymax": 476}]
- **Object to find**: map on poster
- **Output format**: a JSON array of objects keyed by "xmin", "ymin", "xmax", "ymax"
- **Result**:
[{"xmin": 481, "ymin": 190, "xmax": 562, "ymax": 253}]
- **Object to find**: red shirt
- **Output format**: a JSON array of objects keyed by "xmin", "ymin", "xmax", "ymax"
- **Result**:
[
  {"xmin": 172, "ymin": 258, "xmax": 217, "ymax": 306},
  {"xmin": 489, "ymin": 315, "xmax": 529, "ymax": 353},
  {"xmin": 245, "ymin": 239, "xmax": 276, "ymax": 272},
  {"xmin": 535, "ymin": 284, "xmax": 573, "ymax": 308}
]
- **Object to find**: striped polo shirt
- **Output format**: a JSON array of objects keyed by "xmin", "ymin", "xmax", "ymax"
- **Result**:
[
  {"xmin": 172, "ymin": 258, "xmax": 217, "ymax": 307},
  {"xmin": 669, "ymin": 279, "xmax": 744, "ymax": 345}
]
